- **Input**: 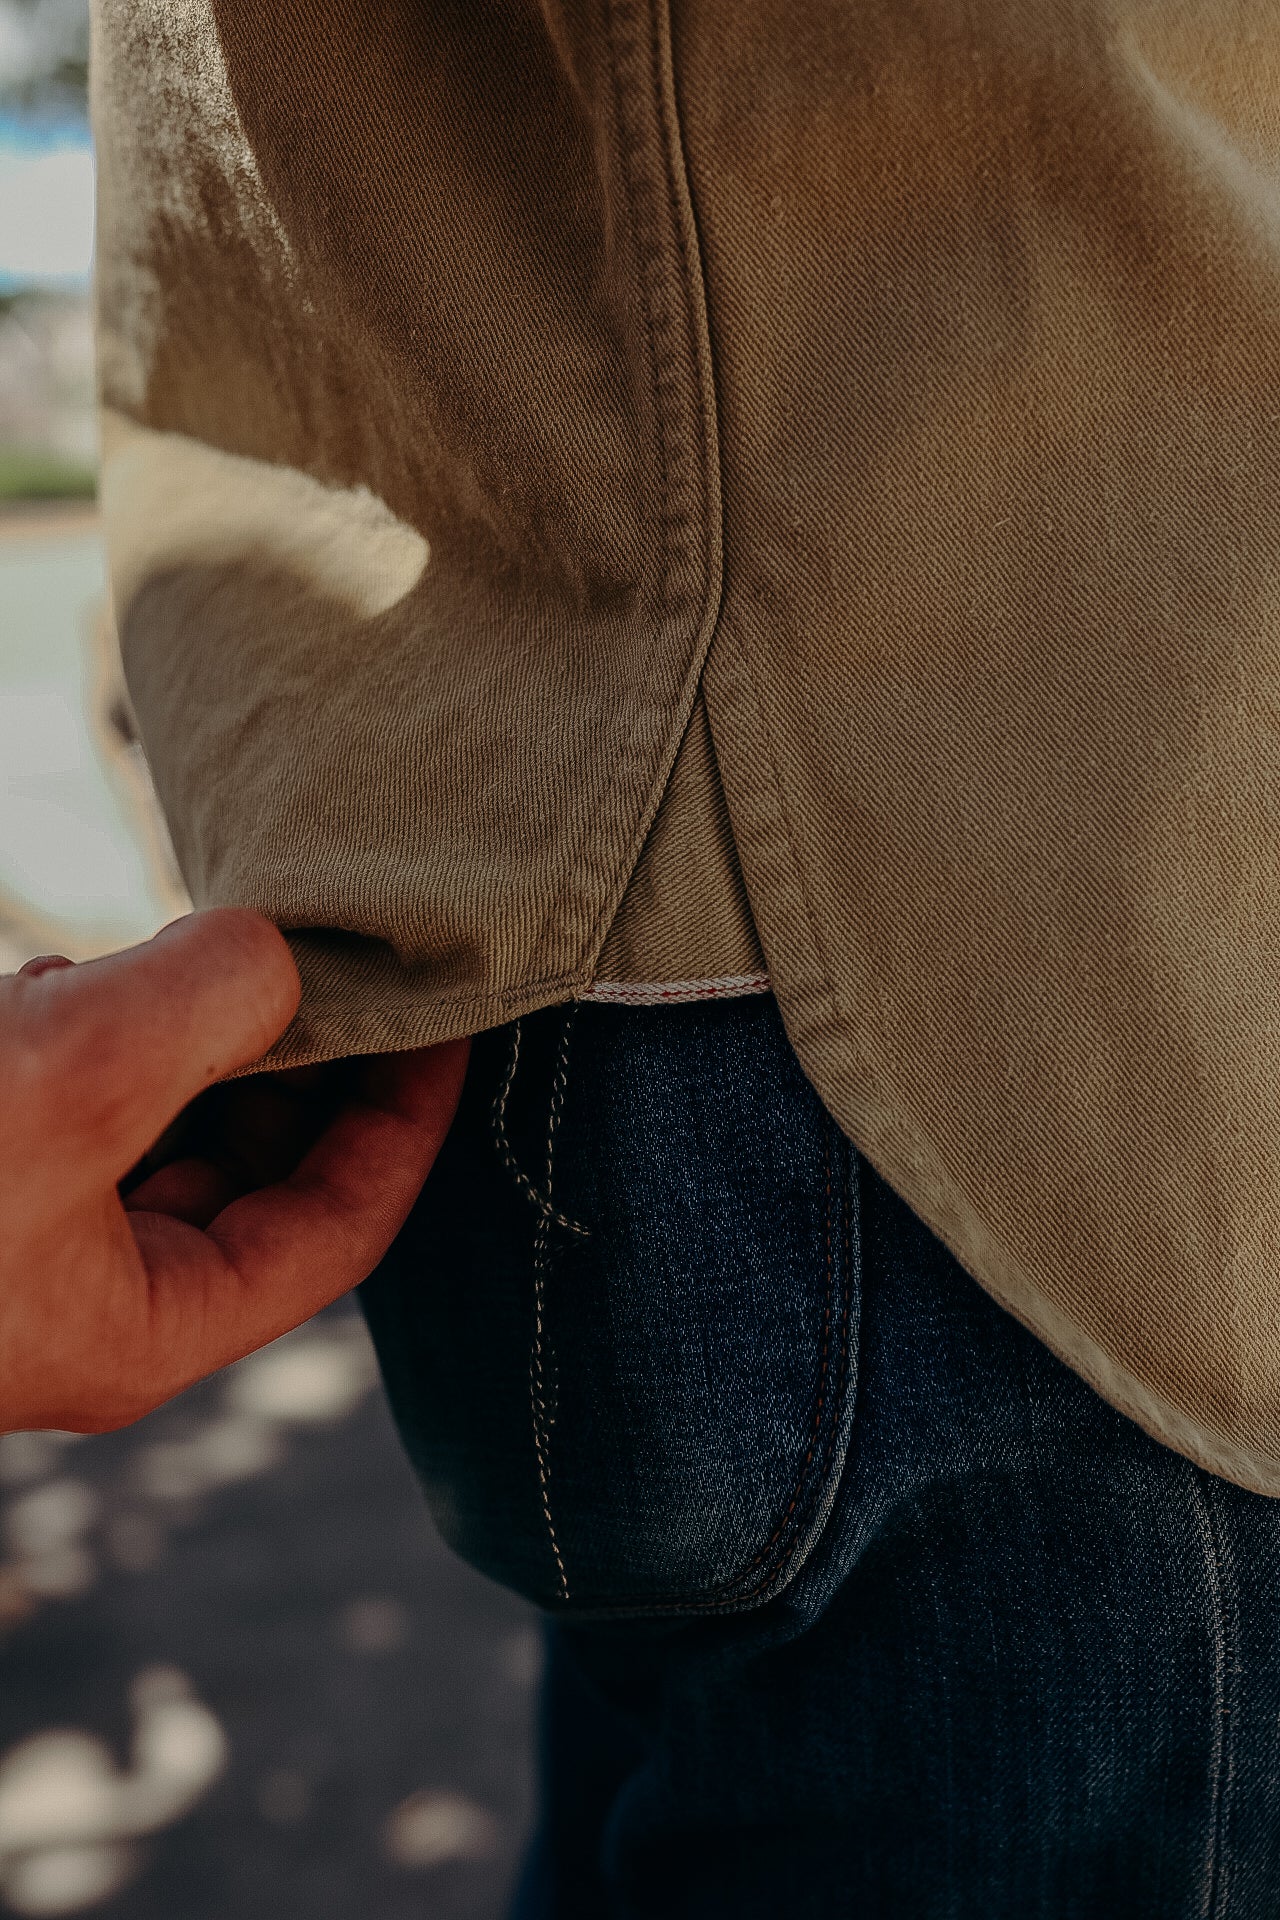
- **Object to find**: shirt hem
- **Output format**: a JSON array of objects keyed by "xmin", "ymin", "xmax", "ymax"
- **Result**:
[{"xmin": 579, "ymin": 971, "xmax": 771, "ymax": 1005}]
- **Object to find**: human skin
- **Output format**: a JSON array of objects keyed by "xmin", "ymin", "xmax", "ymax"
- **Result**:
[{"xmin": 0, "ymin": 909, "xmax": 468, "ymax": 1434}]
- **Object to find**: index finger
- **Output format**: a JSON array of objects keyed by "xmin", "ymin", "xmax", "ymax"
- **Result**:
[
  {"xmin": 8, "ymin": 910, "xmax": 301, "ymax": 1181},
  {"xmin": 167, "ymin": 1040, "xmax": 469, "ymax": 1365}
]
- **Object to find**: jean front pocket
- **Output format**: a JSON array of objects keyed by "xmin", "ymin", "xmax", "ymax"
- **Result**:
[{"xmin": 361, "ymin": 997, "xmax": 860, "ymax": 1618}]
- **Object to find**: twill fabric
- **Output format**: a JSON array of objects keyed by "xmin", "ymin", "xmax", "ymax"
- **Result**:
[
  {"xmin": 366, "ymin": 998, "xmax": 1280, "ymax": 1917},
  {"xmin": 92, "ymin": 1, "xmax": 1280, "ymax": 1490}
]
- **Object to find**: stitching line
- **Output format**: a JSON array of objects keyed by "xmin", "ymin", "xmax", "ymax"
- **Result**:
[
  {"xmin": 581, "ymin": 972, "xmax": 771, "ymax": 1005},
  {"xmin": 491, "ymin": 1018, "xmax": 590, "ymax": 1238},
  {"xmin": 532, "ymin": 0, "xmax": 702, "ymax": 977},
  {"xmin": 529, "ymin": 1006, "xmax": 581, "ymax": 1603}
]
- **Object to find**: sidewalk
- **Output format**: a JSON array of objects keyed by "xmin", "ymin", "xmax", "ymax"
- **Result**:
[{"xmin": 0, "ymin": 1303, "xmax": 537, "ymax": 1920}]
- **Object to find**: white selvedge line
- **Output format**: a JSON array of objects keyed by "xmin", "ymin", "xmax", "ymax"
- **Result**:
[{"xmin": 580, "ymin": 971, "xmax": 771, "ymax": 1006}]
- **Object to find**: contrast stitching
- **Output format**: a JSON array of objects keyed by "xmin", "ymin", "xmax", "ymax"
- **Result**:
[
  {"xmin": 529, "ymin": 1007, "xmax": 581, "ymax": 1604},
  {"xmin": 581, "ymin": 972, "xmax": 771, "ymax": 1005},
  {"xmin": 491, "ymin": 1019, "xmax": 589, "ymax": 1238}
]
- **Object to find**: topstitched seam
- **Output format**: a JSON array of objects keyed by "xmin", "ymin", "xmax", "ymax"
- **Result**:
[
  {"xmin": 545, "ymin": 0, "xmax": 712, "ymax": 978},
  {"xmin": 529, "ymin": 1006, "xmax": 581, "ymax": 1604},
  {"xmin": 491, "ymin": 1018, "xmax": 590, "ymax": 1238}
]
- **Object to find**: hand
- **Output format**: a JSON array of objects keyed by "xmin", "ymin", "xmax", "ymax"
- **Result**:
[{"xmin": 0, "ymin": 910, "xmax": 467, "ymax": 1434}]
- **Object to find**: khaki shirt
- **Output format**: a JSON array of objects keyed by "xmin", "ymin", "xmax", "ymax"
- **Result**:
[{"xmin": 93, "ymin": 0, "xmax": 1280, "ymax": 1494}]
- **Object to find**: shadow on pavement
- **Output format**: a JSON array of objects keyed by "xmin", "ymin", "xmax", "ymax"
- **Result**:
[{"xmin": 0, "ymin": 1300, "xmax": 537, "ymax": 1920}]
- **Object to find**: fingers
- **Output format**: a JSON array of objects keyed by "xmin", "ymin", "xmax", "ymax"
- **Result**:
[
  {"xmin": 212, "ymin": 1039, "xmax": 469, "ymax": 1304},
  {"xmin": 123, "ymin": 1060, "xmax": 366, "ymax": 1212},
  {"xmin": 7, "ymin": 910, "xmax": 301, "ymax": 1180},
  {"xmin": 130, "ymin": 1040, "xmax": 470, "ymax": 1383},
  {"xmin": 125, "ymin": 1157, "xmax": 241, "ymax": 1228}
]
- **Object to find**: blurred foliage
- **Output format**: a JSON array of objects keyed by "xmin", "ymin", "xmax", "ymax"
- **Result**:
[{"xmin": 0, "ymin": 444, "xmax": 94, "ymax": 498}]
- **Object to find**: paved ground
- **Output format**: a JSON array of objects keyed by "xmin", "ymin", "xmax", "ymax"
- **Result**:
[{"xmin": 0, "ymin": 1303, "xmax": 538, "ymax": 1920}]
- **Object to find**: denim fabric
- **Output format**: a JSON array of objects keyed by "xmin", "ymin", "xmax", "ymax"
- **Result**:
[
  {"xmin": 362, "ymin": 996, "xmax": 857, "ymax": 1615},
  {"xmin": 363, "ymin": 998, "xmax": 1280, "ymax": 1916}
]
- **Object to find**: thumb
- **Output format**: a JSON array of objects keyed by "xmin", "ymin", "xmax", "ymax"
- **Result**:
[{"xmin": 14, "ymin": 909, "xmax": 300, "ymax": 1178}]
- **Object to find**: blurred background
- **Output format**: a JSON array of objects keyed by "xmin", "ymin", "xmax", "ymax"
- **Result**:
[{"xmin": 0, "ymin": 4, "xmax": 537, "ymax": 1914}]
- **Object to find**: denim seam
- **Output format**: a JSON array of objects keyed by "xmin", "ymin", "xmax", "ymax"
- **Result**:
[
  {"xmin": 575, "ymin": 1117, "xmax": 856, "ymax": 1619},
  {"xmin": 492, "ymin": 1018, "xmax": 590, "ymax": 1238},
  {"xmin": 529, "ymin": 1009, "xmax": 581, "ymax": 1604}
]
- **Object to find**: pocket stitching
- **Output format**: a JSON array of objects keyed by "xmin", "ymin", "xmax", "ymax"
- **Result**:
[{"xmin": 529, "ymin": 1009, "xmax": 582, "ymax": 1603}]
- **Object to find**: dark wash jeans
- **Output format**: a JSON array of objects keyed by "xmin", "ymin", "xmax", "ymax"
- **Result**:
[{"xmin": 361, "ymin": 997, "xmax": 1280, "ymax": 1917}]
